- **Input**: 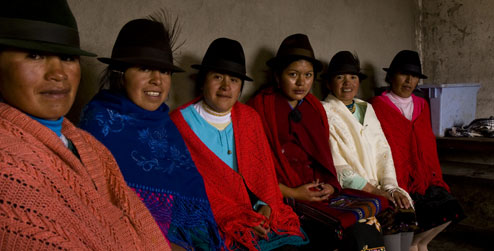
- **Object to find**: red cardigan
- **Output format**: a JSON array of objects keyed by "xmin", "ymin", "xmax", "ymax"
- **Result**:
[
  {"xmin": 170, "ymin": 99, "xmax": 303, "ymax": 250},
  {"xmin": 371, "ymin": 95, "xmax": 450, "ymax": 195}
]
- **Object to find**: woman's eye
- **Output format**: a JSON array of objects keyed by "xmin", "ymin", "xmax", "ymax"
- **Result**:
[
  {"xmin": 27, "ymin": 53, "xmax": 43, "ymax": 60},
  {"xmin": 305, "ymin": 73, "xmax": 313, "ymax": 78},
  {"xmin": 288, "ymin": 72, "xmax": 297, "ymax": 77},
  {"xmin": 231, "ymin": 77, "xmax": 240, "ymax": 83},
  {"xmin": 60, "ymin": 55, "xmax": 78, "ymax": 62},
  {"xmin": 139, "ymin": 67, "xmax": 151, "ymax": 72}
]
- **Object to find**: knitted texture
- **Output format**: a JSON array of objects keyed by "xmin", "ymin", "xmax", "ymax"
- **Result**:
[
  {"xmin": 371, "ymin": 95, "xmax": 450, "ymax": 195},
  {"xmin": 170, "ymin": 99, "xmax": 303, "ymax": 250},
  {"xmin": 0, "ymin": 103, "xmax": 169, "ymax": 251},
  {"xmin": 322, "ymin": 95, "xmax": 400, "ymax": 191}
]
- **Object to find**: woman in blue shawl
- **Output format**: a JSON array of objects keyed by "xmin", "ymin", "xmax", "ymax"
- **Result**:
[{"xmin": 79, "ymin": 13, "xmax": 223, "ymax": 251}]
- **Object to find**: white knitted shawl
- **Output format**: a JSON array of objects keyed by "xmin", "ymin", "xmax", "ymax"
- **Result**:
[{"xmin": 322, "ymin": 94, "xmax": 412, "ymax": 204}]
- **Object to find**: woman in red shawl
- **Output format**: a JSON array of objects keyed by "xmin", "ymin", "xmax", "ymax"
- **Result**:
[
  {"xmin": 248, "ymin": 34, "xmax": 387, "ymax": 251},
  {"xmin": 371, "ymin": 50, "xmax": 464, "ymax": 251},
  {"xmin": 170, "ymin": 38, "xmax": 307, "ymax": 250}
]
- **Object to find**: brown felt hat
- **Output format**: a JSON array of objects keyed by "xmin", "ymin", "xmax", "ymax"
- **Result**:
[
  {"xmin": 192, "ymin": 37, "xmax": 252, "ymax": 81},
  {"xmin": 383, "ymin": 50, "xmax": 427, "ymax": 79},
  {"xmin": 98, "ymin": 19, "xmax": 183, "ymax": 72},
  {"xmin": 267, "ymin": 33, "xmax": 322, "ymax": 72},
  {"xmin": 322, "ymin": 51, "xmax": 367, "ymax": 80},
  {"xmin": 0, "ymin": 0, "xmax": 96, "ymax": 57}
]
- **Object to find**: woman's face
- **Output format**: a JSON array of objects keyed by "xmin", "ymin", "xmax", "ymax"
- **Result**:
[
  {"xmin": 124, "ymin": 67, "xmax": 171, "ymax": 111},
  {"xmin": 390, "ymin": 72, "xmax": 419, "ymax": 98},
  {"xmin": 328, "ymin": 74, "xmax": 359, "ymax": 105},
  {"xmin": 203, "ymin": 71, "xmax": 242, "ymax": 113},
  {"xmin": 0, "ymin": 49, "xmax": 80, "ymax": 120},
  {"xmin": 276, "ymin": 59, "xmax": 314, "ymax": 107}
]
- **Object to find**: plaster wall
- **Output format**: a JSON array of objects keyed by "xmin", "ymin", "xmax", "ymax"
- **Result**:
[
  {"xmin": 67, "ymin": 0, "xmax": 418, "ymax": 122},
  {"xmin": 420, "ymin": 0, "xmax": 494, "ymax": 119}
]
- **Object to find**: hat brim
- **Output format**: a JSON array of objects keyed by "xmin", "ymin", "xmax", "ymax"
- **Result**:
[
  {"xmin": 383, "ymin": 68, "xmax": 427, "ymax": 79},
  {"xmin": 321, "ymin": 71, "xmax": 368, "ymax": 81},
  {"xmin": 0, "ymin": 38, "xmax": 96, "ymax": 57},
  {"xmin": 98, "ymin": 57, "xmax": 184, "ymax": 73},
  {"xmin": 266, "ymin": 55, "xmax": 323, "ymax": 73},
  {"xmin": 191, "ymin": 64, "xmax": 253, "ymax": 81}
]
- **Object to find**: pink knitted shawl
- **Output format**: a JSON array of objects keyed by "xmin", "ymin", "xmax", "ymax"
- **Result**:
[{"xmin": 0, "ymin": 103, "xmax": 170, "ymax": 250}]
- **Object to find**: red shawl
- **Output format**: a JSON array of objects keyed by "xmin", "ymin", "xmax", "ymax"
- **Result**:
[
  {"xmin": 370, "ymin": 94, "xmax": 450, "ymax": 195},
  {"xmin": 170, "ymin": 98, "xmax": 303, "ymax": 250},
  {"xmin": 247, "ymin": 87, "xmax": 341, "ymax": 190}
]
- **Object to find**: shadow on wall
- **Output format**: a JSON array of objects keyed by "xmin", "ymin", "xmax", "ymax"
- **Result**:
[
  {"xmin": 167, "ymin": 52, "xmax": 202, "ymax": 110},
  {"xmin": 68, "ymin": 59, "xmax": 103, "ymax": 124},
  {"xmin": 359, "ymin": 62, "xmax": 377, "ymax": 101},
  {"xmin": 241, "ymin": 46, "xmax": 274, "ymax": 103}
]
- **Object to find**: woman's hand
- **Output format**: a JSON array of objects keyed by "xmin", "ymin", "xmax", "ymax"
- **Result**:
[
  {"xmin": 363, "ymin": 182, "xmax": 393, "ymax": 201},
  {"xmin": 362, "ymin": 183, "xmax": 411, "ymax": 209},
  {"xmin": 252, "ymin": 205, "xmax": 271, "ymax": 238},
  {"xmin": 280, "ymin": 181, "xmax": 334, "ymax": 202},
  {"xmin": 392, "ymin": 190, "xmax": 411, "ymax": 209},
  {"xmin": 257, "ymin": 204, "xmax": 272, "ymax": 219}
]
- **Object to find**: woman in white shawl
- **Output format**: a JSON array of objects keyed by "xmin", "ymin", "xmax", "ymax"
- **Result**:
[{"xmin": 321, "ymin": 51, "xmax": 417, "ymax": 251}]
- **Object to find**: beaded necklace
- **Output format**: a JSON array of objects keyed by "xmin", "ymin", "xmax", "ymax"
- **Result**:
[{"xmin": 346, "ymin": 100, "xmax": 356, "ymax": 113}]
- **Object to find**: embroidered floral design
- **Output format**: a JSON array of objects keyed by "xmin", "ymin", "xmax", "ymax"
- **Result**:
[
  {"xmin": 80, "ymin": 108, "xmax": 135, "ymax": 137},
  {"xmin": 130, "ymin": 128, "xmax": 193, "ymax": 173}
]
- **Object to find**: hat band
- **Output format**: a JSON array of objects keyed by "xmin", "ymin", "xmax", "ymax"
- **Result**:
[
  {"xmin": 328, "ymin": 64, "xmax": 360, "ymax": 75},
  {"xmin": 394, "ymin": 64, "xmax": 421, "ymax": 74},
  {"xmin": 277, "ymin": 48, "xmax": 315, "ymax": 59},
  {"xmin": 0, "ymin": 17, "xmax": 80, "ymax": 47},
  {"xmin": 201, "ymin": 58, "xmax": 246, "ymax": 75},
  {"xmin": 111, "ymin": 46, "xmax": 173, "ymax": 62}
]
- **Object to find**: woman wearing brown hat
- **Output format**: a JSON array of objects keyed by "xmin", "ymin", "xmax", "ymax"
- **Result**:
[
  {"xmin": 371, "ymin": 50, "xmax": 464, "ymax": 251},
  {"xmin": 0, "ymin": 0, "xmax": 169, "ymax": 250},
  {"xmin": 79, "ymin": 16, "xmax": 223, "ymax": 251},
  {"xmin": 321, "ymin": 51, "xmax": 418, "ymax": 251},
  {"xmin": 249, "ymin": 35, "xmax": 388, "ymax": 251},
  {"xmin": 170, "ymin": 38, "xmax": 307, "ymax": 250}
]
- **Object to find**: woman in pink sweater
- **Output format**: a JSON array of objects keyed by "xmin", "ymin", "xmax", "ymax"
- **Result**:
[{"xmin": 0, "ymin": 0, "xmax": 169, "ymax": 250}]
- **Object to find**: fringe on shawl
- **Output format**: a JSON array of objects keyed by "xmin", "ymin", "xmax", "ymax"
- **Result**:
[{"xmin": 130, "ymin": 185, "xmax": 225, "ymax": 250}]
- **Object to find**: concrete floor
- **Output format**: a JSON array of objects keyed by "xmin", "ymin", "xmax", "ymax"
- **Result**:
[{"xmin": 428, "ymin": 224, "xmax": 491, "ymax": 251}]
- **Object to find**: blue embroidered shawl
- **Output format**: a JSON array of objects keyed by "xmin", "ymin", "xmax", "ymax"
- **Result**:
[{"xmin": 79, "ymin": 90, "xmax": 223, "ymax": 250}]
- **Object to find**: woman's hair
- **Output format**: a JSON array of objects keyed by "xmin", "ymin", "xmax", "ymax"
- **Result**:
[
  {"xmin": 384, "ymin": 71, "xmax": 394, "ymax": 85},
  {"xmin": 99, "ymin": 65, "xmax": 127, "ymax": 93}
]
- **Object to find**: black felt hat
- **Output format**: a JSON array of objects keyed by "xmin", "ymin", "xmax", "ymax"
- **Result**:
[
  {"xmin": 383, "ymin": 50, "xmax": 427, "ymax": 79},
  {"xmin": 98, "ymin": 19, "xmax": 183, "ymax": 72},
  {"xmin": 0, "ymin": 0, "xmax": 95, "ymax": 57},
  {"xmin": 322, "ymin": 51, "xmax": 367, "ymax": 80},
  {"xmin": 266, "ymin": 33, "xmax": 322, "ymax": 72},
  {"xmin": 192, "ymin": 37, "xmax": 252, "ymax": 81}
]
